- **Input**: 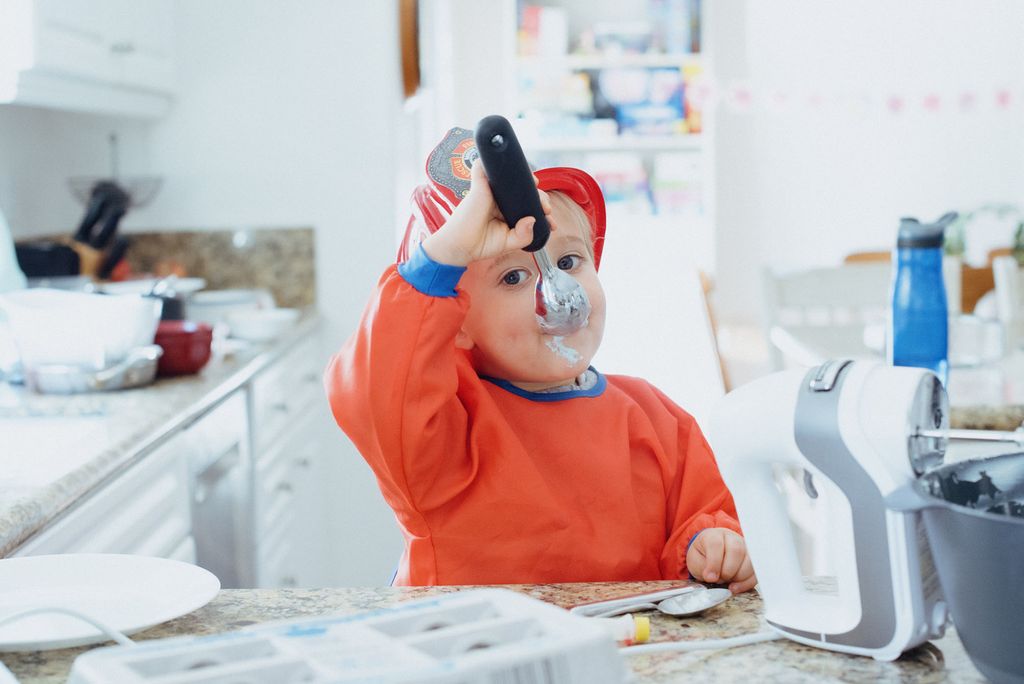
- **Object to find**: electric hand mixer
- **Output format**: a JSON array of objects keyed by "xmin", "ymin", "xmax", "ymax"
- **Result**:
[{"xmin": 707, "ymin": 359, "xmax": 951, "ymax": 661}]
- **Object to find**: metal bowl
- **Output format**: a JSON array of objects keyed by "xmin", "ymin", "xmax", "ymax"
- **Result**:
[{"xmin": 24, "ymin": 345, "xmax": 163, "ymax": 394}]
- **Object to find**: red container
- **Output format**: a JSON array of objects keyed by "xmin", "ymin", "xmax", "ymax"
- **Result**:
[{"xmin": 154, "ymin": 320, "xmax": 213, "ymax": 376}]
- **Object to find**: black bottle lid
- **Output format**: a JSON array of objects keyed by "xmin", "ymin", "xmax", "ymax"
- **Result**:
[{"xmin": 897, "ymin": 212, "xmax": 958, "ymax": 248}]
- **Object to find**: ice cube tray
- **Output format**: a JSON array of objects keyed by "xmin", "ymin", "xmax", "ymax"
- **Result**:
[{"xmin": 67, "ymin": 589, "xmax": 628, "ymax": 683}]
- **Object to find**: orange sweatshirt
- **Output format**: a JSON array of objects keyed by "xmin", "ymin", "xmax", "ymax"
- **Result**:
[{"xmin": 324, "ymin": 250, "xmax": 741, "ymax": 586}]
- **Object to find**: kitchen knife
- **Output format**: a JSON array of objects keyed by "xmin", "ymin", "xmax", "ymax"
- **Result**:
[{"xmin": 73, "ymin": 182, "xmax": 115, "ymax": 244}]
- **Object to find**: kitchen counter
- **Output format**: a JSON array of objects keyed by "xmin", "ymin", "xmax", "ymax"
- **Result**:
[
  {"xmin": 2, "ymin": 579, "xmax": 986, "ymax": 683},
  {"xmin": 3, "ymin": 309, "xmax": 1017, "ymax": 560},
  {"xmin": 0, "ymin": 312, "xmax": 321, "ymax": 558}
]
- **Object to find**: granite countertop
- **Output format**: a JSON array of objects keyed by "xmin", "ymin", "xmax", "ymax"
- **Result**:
[
  {"xmin": 2, "ymin": 579, "xmax": 986, "ymax": 683},
  {"xmin": 0, "ymin": 312, "xmax": 321, "ymax": 558}
]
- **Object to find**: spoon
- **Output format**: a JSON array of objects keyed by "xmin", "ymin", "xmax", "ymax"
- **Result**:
[
  {"xmin": 474, "ymin": 115, "xmax": 591, "ymax": 336},
  {"xmin": 592, "ymin": 588, "xmax": 733, "ymax": 618}
]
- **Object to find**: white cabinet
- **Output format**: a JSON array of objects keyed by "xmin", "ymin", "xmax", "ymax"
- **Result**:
[
  {"xmin": 10, "ymin": 329, "xmax": 344, "ymax": 589},
  {"xmin": 14, "ymin": 429, "xmax": 194, "ymax": 560},
  {"xmin": 250, "ymin": 334, "xmax": 333, "ymax": 588},
  {"xmin": 0, "ymin": 0, "xmax": 175, "ymax": 118},
  {"xmin": 186, "ymin": 391, "xmax": 253, "ymax": 588}
]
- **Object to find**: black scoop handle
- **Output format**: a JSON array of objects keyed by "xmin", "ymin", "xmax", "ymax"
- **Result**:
[{"xmin": 474, "ymin": 115, "xmax": 550, "ymax": 252}]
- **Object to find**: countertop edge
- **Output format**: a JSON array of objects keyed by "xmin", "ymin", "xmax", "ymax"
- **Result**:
[{"xmin": 0, "ymin": 314, "xmax": 323, "ymax": 557}]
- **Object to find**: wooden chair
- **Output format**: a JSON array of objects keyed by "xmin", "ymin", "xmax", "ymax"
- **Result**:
[
  {"xmin": 844, "ymin": 249, "xmax": 987, "ymax": 313},
  {"xmin": 843, "ymin": 250, "xmax": 889, "ymax": 264},
  {"xmin": 761, "ymin": 263, "xmax": 893, "ymax": 371},
  {"xmin": 993, "ymin": 255, "xmax": 1024, "ymax": 348},
  {"xmin": 698, "ymin": 271, "xmax": 732, "ymax": 391}
]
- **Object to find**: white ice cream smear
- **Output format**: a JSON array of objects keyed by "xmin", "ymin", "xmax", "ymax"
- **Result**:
[{"xmin": 545, "ymin": 335, "xmax": 581, "ymax": 364}]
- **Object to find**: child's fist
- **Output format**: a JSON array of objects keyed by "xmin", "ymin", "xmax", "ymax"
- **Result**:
[
  {"xmin": 423, "ymin": 160, "xmax": 554, "ymax": 267},
  {"xmin": 685, "ymin": 528, "xmax": 757, "ymax": 594}
]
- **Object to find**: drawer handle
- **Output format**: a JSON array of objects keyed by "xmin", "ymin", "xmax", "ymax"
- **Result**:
[
  {"xmin": 293, "ymin": 457, "xmax": 311, "ymax": 469},
  {"xmin": 281, "ymin": 575, "xmax": 297, "ymax": 587},
  {"xmin": 270, "ymin": 402, "xmax": 289, "ymax": 413},
  {"xmin": 275, "ymin": 482, "xmax": 294, "ymax": 493},
  {"xmin": 302, "ymin": 373, "xmax": 319, "ymax": 384}
]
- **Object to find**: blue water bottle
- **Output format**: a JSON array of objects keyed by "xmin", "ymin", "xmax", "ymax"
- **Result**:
[{"xmin": 889, "ymin": 212, "xmax": 957, "ymax": 386}]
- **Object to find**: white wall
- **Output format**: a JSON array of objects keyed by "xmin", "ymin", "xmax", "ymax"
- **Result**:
[
  {"xmin": 1, "ymin": 0, "xmax": 411, "ymax": 585},
  {"xmin": 711, "ymin": 0, "xmax": 1024, "ymax": 324},
  {"xmin": 136, "ymin": 0, "xmax": 407, "ymax": 585},
  {"xmin": 0, "ymin": 106, "xmax": 152, "ymax": 238}
]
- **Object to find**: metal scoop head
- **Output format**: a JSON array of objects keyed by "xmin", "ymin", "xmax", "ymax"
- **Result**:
[{"xmin": 532, "ymin": 249, "xmax": 590, "ymax": 335}]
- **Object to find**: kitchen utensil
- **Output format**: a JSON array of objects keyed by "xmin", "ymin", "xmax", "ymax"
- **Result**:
[
  {"xmin": 655, "ymin": 588, "xmax": 733, "ymax": 616},
  {"xmin": 68, "ymin": 134, "xmax": 163, "ymax": 214},
  {"xmin": 154, "ymin": 320, "xmax": 213, "ymax": 376},
  {"xmin": 72, "ymin": 180, "xmax": 130, "ymax": 250},
  {"xmin": 0, "ymin": 289, "xmax": 161, "ymax": 370},
  {"xmin": 887, "ymin": 451, "xmax": 1024, "ymax": 683},
  {"xmin": 919, "ymin": 427, "xmax": 1024, "ymax": 445},
  {"xmin": 98, "ymin": 235, "xmax": 130, "ymax": 280},
  {"xmin": 569, "ymin": 584, "xmax": 702, "ymax": 618},
  {"xmin": 23, "ymin": 344, "xmax": 162, "ymax": 393},
  {"xmin": 572, "ymin": 586, "xmax": 732, "ymax": 619},
  {"xmin": 475, "ymin": 115, "xmax": 591, "ymax": 336},
  {"xmin": 0, "ymin": 553, "xmax": 220, "ymax": 651},
  {"xmin": 225, "ymin": 307, "xmax": 300, "ymax": 342},
  {"xmin": 708, "ymin": 360, "xmax": 950, "ymax": 661},
  {"xmin": 68, "ymin": 589, "xmax": 628, "ymax": 684}
]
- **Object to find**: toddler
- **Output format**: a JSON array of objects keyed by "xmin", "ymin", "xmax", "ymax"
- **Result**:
[{"xmin": 325, "ymin": 148, "xmax": 755, "ymax": 592}]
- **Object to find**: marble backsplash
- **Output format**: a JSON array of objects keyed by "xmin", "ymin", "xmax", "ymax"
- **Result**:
[{"xmin": 123, "ymin": 227, "xmax": 315, "ymax": 308}]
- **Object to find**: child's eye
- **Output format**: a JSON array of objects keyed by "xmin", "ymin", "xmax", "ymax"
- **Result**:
[
  {"xmin": 557, "ymin": 254, "xmax": 583, "ymax": 271},
  {"xmin": 500, "ymin": 269, "xmax": 531, "ymax": 286}
]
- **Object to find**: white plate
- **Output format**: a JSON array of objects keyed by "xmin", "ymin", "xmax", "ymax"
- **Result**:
[
  {"xmin": 0, "ymin": 554, "xmax": 220, "ymax": 651},
  {"xmin": 98, "ymin": 277, "xmax": 207, "ymax": 297}
]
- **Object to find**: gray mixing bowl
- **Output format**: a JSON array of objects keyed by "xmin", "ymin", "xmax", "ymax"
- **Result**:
[{"xmin": 907, "ymin": 451, "xmax": 1024, "ymax": 684}]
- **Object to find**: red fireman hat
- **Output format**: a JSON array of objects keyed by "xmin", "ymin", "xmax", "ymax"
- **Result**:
[{"xmin": 397, "ymin": 128, "xmax": 606, "ymax": 270}]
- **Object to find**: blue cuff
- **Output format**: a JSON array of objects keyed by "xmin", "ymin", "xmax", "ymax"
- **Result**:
[
  {"xmin": 397, "ymin": 243, "xmax": 466, "ymax": 297},
  {"xmin": 686, "ymin": 530, "xmax": 705, "ymax": 581}
]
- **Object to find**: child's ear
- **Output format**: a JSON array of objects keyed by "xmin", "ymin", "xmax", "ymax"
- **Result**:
[{"xmin": 454, "ymin": 328, "xmax": 475, "ymax": 350}]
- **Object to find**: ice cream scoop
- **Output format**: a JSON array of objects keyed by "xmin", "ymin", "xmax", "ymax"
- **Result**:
[{"xmin": 474, "ymin": 115, "xmax": 591, "ymax": 336}]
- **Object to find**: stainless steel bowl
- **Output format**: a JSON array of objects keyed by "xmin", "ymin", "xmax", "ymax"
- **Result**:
[{"xmin": 24, "ymin": 345, "xmax": 163, "ymax": 394}]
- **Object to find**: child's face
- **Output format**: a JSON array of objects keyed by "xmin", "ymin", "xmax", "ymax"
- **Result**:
[{"xmin": 455, "ymin": 197, "xmax": 605, "ymax": 389}]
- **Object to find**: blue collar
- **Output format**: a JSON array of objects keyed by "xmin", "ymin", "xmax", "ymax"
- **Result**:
[{"xmin": 480, "ymin": 367, "xmax": 607, "ymax": 402}]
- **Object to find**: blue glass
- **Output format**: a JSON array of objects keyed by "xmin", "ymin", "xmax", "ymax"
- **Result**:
[{"xmin": 890, "ymin": 246, "xmax": 949, "ymax": 385}]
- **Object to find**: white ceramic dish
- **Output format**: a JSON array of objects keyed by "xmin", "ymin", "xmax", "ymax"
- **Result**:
[
  {"xmin": 0, "ymin": 289, "xmax": 161, "ymax": 369},
  {"xmin": 99, "ymin": 277, "xmax": 206, "ymax": 297},
  {"xmin": 186, "ymin": 288, "xmax": 274, "ymax": 327},
  {"xmin": 0, "ymin": 554, "xmax": 220, "ymax": 651},
  {"xmin": 226, "ymin": 307, "xmax": 301, "ymax": 342}
]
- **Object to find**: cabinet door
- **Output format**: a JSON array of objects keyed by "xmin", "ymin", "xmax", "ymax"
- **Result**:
[
  {"xmin": 14, "ymin": 429, "xmax": 193, "ymax": 558},
  {"xmin": 31, "ymin": 0, "xmax": 114, "ymax": 83},
  {"xmin": 186, "ymin": 391, "xmax": 254, "ymax": 588},
  {"xmin": 106, "ymin": 0, "xmax": 175, "ymax": 91},
  {"xmin": 250, "ymin": 336, "xmax": 324, "ymax": 455}
]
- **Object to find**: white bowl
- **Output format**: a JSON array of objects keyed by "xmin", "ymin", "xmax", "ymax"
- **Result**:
[
  {"xmin": 99, "ymin": 277, "xmax": 206, "ymax": 297},
  {"xmin": 0, "ymin": 289, "xmax": 161, "ymax": 369},
  {"xmin": 226, "ymin": 308, "xmax": 301, "ymax": 342},
  {"xmin": 186, "ymin": 288, "xmax": 275, "ymax": 327}
]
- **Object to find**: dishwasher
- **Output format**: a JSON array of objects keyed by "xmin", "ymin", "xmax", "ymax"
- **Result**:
[{"xmin": 185, "ymin": 392, "xmax": 255, "ymax": 588}]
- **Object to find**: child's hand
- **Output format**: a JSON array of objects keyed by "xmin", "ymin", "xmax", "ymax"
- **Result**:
[
  {"xmin": 686, "ymin": 528, "xmax": 757, "ymax": 594},
  {"xmin": 422, "ymin": 159, "xmax": 555, "ymax": 267}
]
